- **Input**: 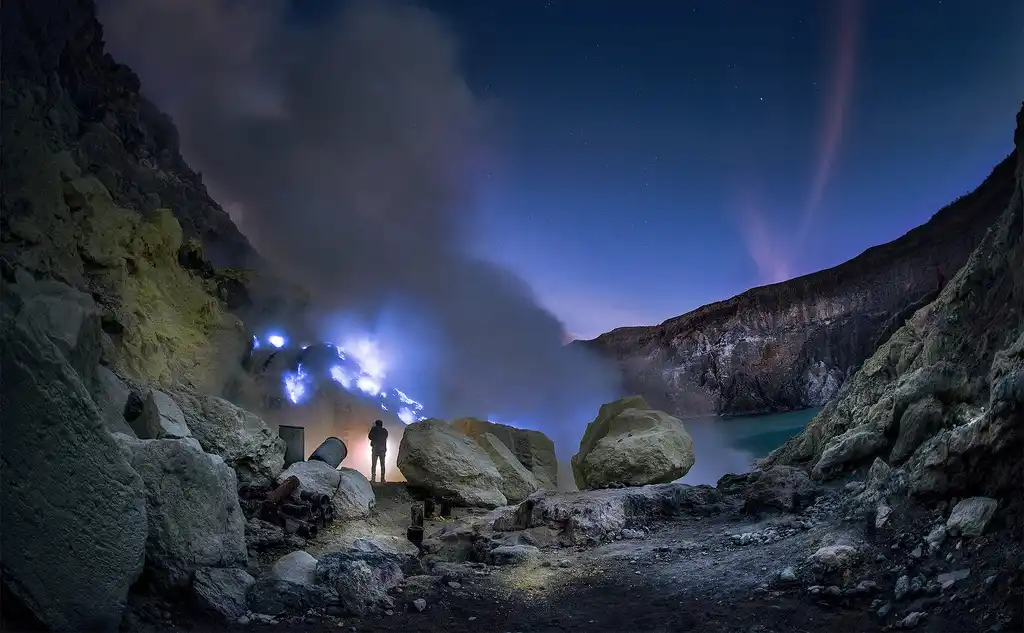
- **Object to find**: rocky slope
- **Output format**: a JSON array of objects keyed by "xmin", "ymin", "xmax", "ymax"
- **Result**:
[
  {"xmin": 761, "ymin": 103, "xmax": 1024, "ymax": 500},
  {"xmin": 1, "ymin": 0, "xmax": 310, "ymax": 393},
  {"xmin": 576, "ymin": 152, "xmax": 1017, "ymax": 417}
]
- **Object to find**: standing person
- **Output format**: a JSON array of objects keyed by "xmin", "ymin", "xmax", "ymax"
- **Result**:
[{"xmin": 368, "ymin": 420, "xmax": 389, "ymax": 483}]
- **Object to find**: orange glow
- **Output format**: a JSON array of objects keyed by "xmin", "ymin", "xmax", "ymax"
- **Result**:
[{"xmin": 262, "ymin": 389, "xmax": 408, "ymax": 482}]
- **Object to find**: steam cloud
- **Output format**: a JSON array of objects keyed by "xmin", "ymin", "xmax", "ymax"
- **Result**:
[{"xmin": 97, "ymin": 0, "xmax": 622, "ymax": 455}]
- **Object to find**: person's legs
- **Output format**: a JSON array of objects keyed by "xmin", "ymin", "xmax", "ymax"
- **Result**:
[{"xmin": 371, "ymin": 452, "xmax": 386, "ymax": 483}]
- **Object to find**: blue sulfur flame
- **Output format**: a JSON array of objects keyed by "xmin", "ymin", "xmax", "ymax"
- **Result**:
[{"xmin": 255, "ymin": 333, "xmax": 426, "ymax": 424}]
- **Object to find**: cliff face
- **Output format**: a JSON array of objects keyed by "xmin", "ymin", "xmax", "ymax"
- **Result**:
[
  {"xmin": 1, "ymin": 0, "xmax": 309, "ymax": 389},
  {"xmin": 762, "ymin": 103, "xmax": 1023, "ymax": 499},
  {"xmin": 577, "ymin": 152, "xmax": 1017, "ymax": 418}
]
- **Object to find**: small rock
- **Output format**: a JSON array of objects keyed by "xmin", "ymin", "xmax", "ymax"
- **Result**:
[
  {"xmin": 910, "ymin": 546, "xmax": 922, "ymax": 559},
  {"xmin": 271, "ymin": 551, "xmax": 318, "ymax": 586},
  {"xmin": 557, "ymin": 559, "xmax": 572, "ymax": 568},
  {"xmin": 894, "ymin": 575, "xmax": 911, "ymax": 600},
  {"xmin": 855, "ymin": 580, "xmax": 878, "ymax": 594},
  {"xmin": 825, "ymin": 585, "xmax": 841, "ymax": 596},
  {"xmin": 937, "ymin": 568, "xmax": 970, "ymax": 591},
  {"xmin": 412, "ymin": 598, "xmax": 427, "ymax": 612},
  {"xmin": 808, "ymin": 544, "xmax": 858, "ymax": 570},
  {"xmin": 236, "ymin": 616, "xmax": 250, "ymax": 625},
  {"xmin": 620, "ymin": 528, "xmax": 645, "ymax": 540},
  {"xmin": 925, "ymin": 525, "xmax": 947, "ymax": 551},
  {"xmin": 897, "ymin": 611, "xmax": 926, "ymax": 628},
  {"xmin": 877, "ymin": 603, "xmax": 892, "ymax": 618},
  {"xmin": 447, "ymin": 581, "xmax": 462, "ymax": 589},
  {"xmin": 984, "ymin": 574, "xmax": 997, "ymax": 588},
  {"xmin": 778, "ymin": 567, "xmax": 797, "ymax": 582},
  {"xmin": 876, "ymin": 505, "xmax": 892, "ymax": 529},
  {"xmin": 946, "ymin": 497, "xmax": 998, "ymax": 537}
]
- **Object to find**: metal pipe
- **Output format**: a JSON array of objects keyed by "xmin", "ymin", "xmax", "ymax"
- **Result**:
[
  {"xmin": 439, "ymin": 497, "xmax": 453, "ymax": 518},
  {"xmin": 280, "ymin": 503, "xmax": 310, "ymax": 519},
  {"xmin": 299, "ymin": 490, "xmax": 331, "ymax": 507},
  {"xmin": 284, "ymin": 518, "xmax": 317, "ymax": 539},
  {"xmin": 406, "ymin": 525, "xmax": 424, "ymax": 550},
  {"xmin": 411, "ymin": 504, "xmax": 424, "ymax": 527},
  {"xmin": 266, "ymin": 476, "xmax": 300, "ymax": 505},
  {"xmin": 308, "ymin": 437, "xmax": 347, "ymax": 468},
  {"xmin": 423, "ymin": 498, "xmax": 436, "ymax": 519}
]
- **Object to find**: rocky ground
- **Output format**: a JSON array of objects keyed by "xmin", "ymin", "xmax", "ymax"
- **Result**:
[{"xmin": 106, "ymin": 472, "xmax": 1021, "ymax": 633}]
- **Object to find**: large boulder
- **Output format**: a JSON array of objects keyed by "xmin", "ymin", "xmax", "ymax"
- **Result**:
[
  {"xmin": 571, "ymin": 396, "xmax": 696, "ymax": 489},
  {"xmin": 397, "ymin": 419, "xmax": 507, "ymax": 508},
  {"xmin": 0, "ymin": 297, "xmax": 148, "ymax": 632},
  {"xmin": 741, "ymin": 465, "xmax": 818, "ymax": 513},
  {"xmin": 490, "ymin": 483, "xmax": 723, "ymax": 545},
  {"xmin": 132, "ymin": 389, "xmax": 192, "ymax": 439},
  {"xmin": 167, "ymin": 386, "xmax": 286, "ymax": 487},
  {"xmin": 115, "ymin": 436, "xmax": 248, "ymax": 589},
  {"xmin": 276, "ymin": 461, "xmax": 376, "ymax": 520},
  {"xmin": 471, "ymin": 432, "xmax": 540, "ymax": 503},
  {"xmin": 315, "ymin": 550, "xmax": 406, "ymax": 616},
  {"xmin": 451, "ymin": 417, "xmax": 558, "ymax": 489}
]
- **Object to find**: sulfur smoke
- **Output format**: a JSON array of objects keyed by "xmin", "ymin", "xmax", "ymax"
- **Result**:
[{"xmin": 97, "ymin": 0, "xmax": 622, "ymax": 458}]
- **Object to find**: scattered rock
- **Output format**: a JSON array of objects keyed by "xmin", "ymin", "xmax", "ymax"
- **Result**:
[
  {"xmin": 192, "ymin": 567, "xmax": 255, "ymax": 621},
  {"xmin": 490, "ymin": 544, "xmax": 540, "ymax": 566},
  {"xmin": 897, "ymin": 611, "xmax": 926, "ymax": 629},
  {"xmin": 936, "ymin": 568, "xmax": 970, "ymax": 591},
  {"xmin": 412, "ymin": 598, "xmax": 427, "ymax": 612},
  {"xmin": 315, "ymin": 550, "xmax": 407, "ymax": 616},
  {"xmin": 571, "ymin": 396, "xmax": 696, "ymax": 489},
  {"xmin": 245, "ymin": 517, "xmax": 286, "ymax": 550},
  {"xmin": 778, "ymin": 567, "xmax": 798, "ymax": 582},
  {"xmin": 946, "ymin": 497, "xmax": 998, "ymax": 537},
  {"xmin": 807, "ymin": 545, "xmax": 858, "ymax": 570},
  {"xmin": 925, "ymin": 525, "xmax": 947, "ymax": 551},
  {"xmin": 895, "ymin": 575, "xmax": 911, "ymax": 600},
  {"xmin": 271, "ymin": 551, "xmax": 318, "ymax": 586},
  {"xmin": 133, "ymin": 389, "xmax": 191, "ymax": 439},
  {"xmin": 877, "ymin": 602, "xmax": 892, "ymax": 618},
  {"xmin": 166, "ymin": 386, "xmax": 286, "ymax": 487},
  {"xmin": 397, "ymin": 419, "xmax": 507, "ymax": 508},
  {"xmin": 246, "ymin": 578, "xmax": 336, "ymax": 617},
  {"xmin": 620, "ymin": 528, "xmax": 646, "ymax": 539},
  {"xmin": 876, "ymin": 505, "xmax": 893, "ymax": 528},
  {"xmin": 742, "ymin": 465, "xmax": 818, "ymax": 513}
]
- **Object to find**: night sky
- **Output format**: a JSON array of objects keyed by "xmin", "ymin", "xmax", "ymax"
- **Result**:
[{"xmin": 417, "ymin": 0, "xmax": 1023, "ymax": 339}]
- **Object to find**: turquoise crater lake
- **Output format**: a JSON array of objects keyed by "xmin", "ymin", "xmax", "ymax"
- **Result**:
[{"xmin": 678, "ymin": 408, "xmax": 821, "ymax": 485}]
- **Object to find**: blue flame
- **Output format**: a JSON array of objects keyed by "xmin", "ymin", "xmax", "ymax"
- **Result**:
[{"xmin": 272, "ymin": 332, "xmax": 427, "ymax": 424}]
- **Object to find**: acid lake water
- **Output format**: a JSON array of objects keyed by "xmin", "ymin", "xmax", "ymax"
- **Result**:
[{"xmin": 678, "ymin": 408, "xmax": 821, "ymax": 485}]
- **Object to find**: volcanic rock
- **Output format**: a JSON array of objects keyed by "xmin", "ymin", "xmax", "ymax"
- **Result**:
[
  {"xmin": 807, "ymin": 544, "xmax": 858, "ymax": 570},
  {"xmin": 166, "ymin": 385, "xmax": 285, "ymax": 487},
  {"xmin": 450, "ymin": 417, "xmax": 558, "ymax": 489},
  {"xmin": 133, "ymin": 388, "xmax": 192, "ymax": 439},
  {"xmin": 764, "ymin": 103, "xmax": 1023, "ymax": 497},
  {"xmin": 0, "ymin": 291, "xmax": 147, "ymax": 632},
  {"xmin": 276, "ymin": 461, "xmax": 376, "ymax": 519},
  {"xmin": 575, "ymin": 147, "xmax": 1015, "ymax": 417},
  {"xmin": 192, "ymin": 567, "xmax": 255, "ymax": 621},
  {"xmin": 491, "ymin": 483, "xmax": 722, "ymax": 545},
  {"xmin": 91, "ymin": 365, "xmax": 137, "ymax": 436},
  {"xmin": 397, "ymin": 419, "xmax": 507, "ymax": 508},
  {"xmin": 114, "ymin": 435, "xmax": 248, "ymax": 589},
  {"xmin": 490, "ymin": 544, "xmax": 540, "ymax": 566},
  {"xmin": 472, "ymin": 432, "xmax": 540, "ymax": 503},
  {"xmin": 270, "ymin": 551, "xmax": 318, "ymax": 586},
  {"xmin": 315, "ymin": 550, "xmax": 407, "ymax": 616},
  {"xmin": 741, "ymin": 465, "xmax": 817, "ymax": 513},
  {"xmin": 246, "ymin": 579, "xmax": 337, "ymax": 617},
  {"xmin": 572, "ymin": 396, "xmax": 695, "ymax": 489},
  {"xmin": 946, "ymin": 497, "xmax": 998, "ymax": 537}
]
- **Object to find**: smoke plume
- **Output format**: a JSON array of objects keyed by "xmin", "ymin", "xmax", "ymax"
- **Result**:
[{"xmin": 97, "ymin": 0, "xmax": 621, "ymax": 455}]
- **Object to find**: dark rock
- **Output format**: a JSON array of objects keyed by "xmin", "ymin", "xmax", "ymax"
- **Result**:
[
  {"xmin": 741, "ymin": 465, "xmax": 817, "ymax": 513},
  {"xmin": 192, "ymin": 567, "xmax": 255, "ymax": 621},
  {"xmin": 0, "ymin": 296, "xmax": 147, "ymax": 632},
  {"xmin": 315, "ymin": 550, "xmax": 408, "ymax": 616},
  {"xmin": 246, "ymin": 578, "xmax": 336, "ymax": 617}
]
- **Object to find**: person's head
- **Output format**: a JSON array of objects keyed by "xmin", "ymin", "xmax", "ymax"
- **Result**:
[{"xmin": 374, "ymin": 420, "xmax": 383, "ymax": 427}]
